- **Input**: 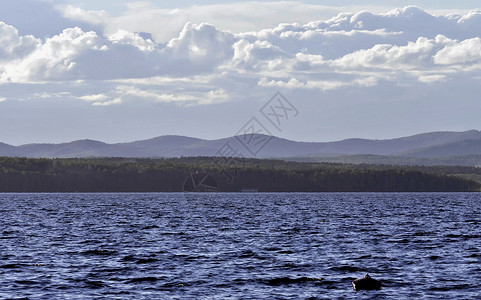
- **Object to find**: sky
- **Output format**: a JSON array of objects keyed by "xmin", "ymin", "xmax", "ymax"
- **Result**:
[{"xmin": 1, "ymin": 0, "xmax": 481, "ymax": 145}]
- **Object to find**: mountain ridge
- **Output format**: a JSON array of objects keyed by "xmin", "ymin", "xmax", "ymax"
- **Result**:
[{"xmin": 1, "ymin": 130, "xmax": 481, "ymax": 163}]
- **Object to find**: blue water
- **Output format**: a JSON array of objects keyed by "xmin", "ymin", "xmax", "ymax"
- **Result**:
[{"xmin": 0, "ymin": 193, "xmax": 480, "ymax": 299}]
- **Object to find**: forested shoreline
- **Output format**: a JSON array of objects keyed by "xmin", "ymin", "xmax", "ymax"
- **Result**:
[{"xmin": 0, "ymin": 156, "xmax": 479, "ymax": 192}]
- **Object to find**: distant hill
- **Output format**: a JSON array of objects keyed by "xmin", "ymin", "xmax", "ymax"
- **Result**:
[
  {"xmin": 1, "ymin": 130, "xmax": 481, "ymax": 166},
  {"xmin": 296, "ymin": 130, "xmax": 481, "ymax": 156},
  {"xmin": 125, "ymin": 135, "xmax": 204, "ymax": 150},
  {"xmin": 16, "ymin": 140, "xmax": 111, "ymax": 158},
  {"xmin": 396, "ymin": 138, "xmax": 481, "ymax": 158},
  {"xmin": 114, "ymin": 136, "xmax": 206, "ymax": 157},
  {"xmin": 0, "ymin": 142, "xmax": 15, "ymax": 156}
]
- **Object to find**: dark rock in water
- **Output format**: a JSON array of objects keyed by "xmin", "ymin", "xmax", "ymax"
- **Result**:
[{"xmin": 352, "ymin": 274, "xmax": 381, "ymax": 291}]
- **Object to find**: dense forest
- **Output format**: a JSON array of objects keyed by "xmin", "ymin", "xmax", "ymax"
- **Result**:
[{"xmin": 0, "ymin": 156, "xmax": 479, "ymax": 192}]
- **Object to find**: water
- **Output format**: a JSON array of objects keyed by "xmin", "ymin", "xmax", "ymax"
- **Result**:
[{"xmin": 1, "ymin": 193, "xmax": 480, "ymax": 299}]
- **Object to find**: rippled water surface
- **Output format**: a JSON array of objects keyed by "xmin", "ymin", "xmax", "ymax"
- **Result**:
[{"xmin": 1, "ymin": 193, "xmax": 480, "ymax": 299}]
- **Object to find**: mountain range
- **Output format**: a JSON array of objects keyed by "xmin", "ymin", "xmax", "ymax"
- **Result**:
[{"xmin": 2, "ymin": 130, "xmax": 481, "ymax": 166}]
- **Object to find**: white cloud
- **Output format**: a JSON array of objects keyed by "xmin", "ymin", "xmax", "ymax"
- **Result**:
[
  {"xmin": 0, "ymin": 21, "xmax": 236, "ymax": 82},
  {"xmin": 115, "ymin": 85, "xmax": 229, "ymax": 105},
  {"xmin": 258, "ymin": 75, "xmax": 378, "ymax": 91},
  {"xmin": 1, "ymin": 5, "xmax": 481, "ymax": 106},
  {"xmin": 59, "ymin": 4, "xmax": 107, "ymax": 26},
  {"xmin": 418, "ymin": 74, "xmax": 447, "ymax": 83},
  {"xmin": 78, "ymin": 93, "xmax": 109, "ymax": 102},
  {"xmin": 433, "ymin": 37, "xmax": 481, "ymax": 65},
  {"xmin": 0, "ymin": 22, "xmax": 38, "ymax": 61},
  {"xmin": 108, "ymin": 30, "xmax": 156, "ymax": 52},
  {"xmin": 74, "ymin": 92, "xmax": 121, "ymax": 106},
  {"xmin": 58, "ymin": 2, "xmax": 349, "ymax": 43},
  {"xmin": 92, "ymin": 97, "xmax": 121, "ymax": 106},
  {"xmin": 333, "ymin": 35, "xmax": 449, "ymax": 69},
  {"xmin": 2, "ymin": 27, "xmax": 102, "ymax": 82},
  {"xmin": 163, "ymin": 22, "xmax": 236, "ymax": 73},
  {"xmin": 234, "ymin": 39, "xmax": 289, "ymax": 61}
]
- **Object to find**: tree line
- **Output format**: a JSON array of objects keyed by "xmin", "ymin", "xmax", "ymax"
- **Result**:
[{"xmin": 0, "ymin": 156, "xmax": 479, "ymax": 192}]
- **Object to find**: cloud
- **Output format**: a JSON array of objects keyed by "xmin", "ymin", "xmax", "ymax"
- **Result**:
[
  {"xmin": 0, "ymin": 22, "xmax": 38, "ymax": 61},
  {"xmin": 78, "ymin": 93, "xmax": 109, "ymax": 102},
  {"xmin": 258, "ymin": 75, "xmax": 378, "ymax": 91},
  {"xmin": 115, "ymin": 85, "xmax": 229, "ymax": 105},
  {"xmin": 324, "ymin": 6, "xmax": 481, "ymax": 41},
  {"xmin": 1, "ymin": 4, "xmax": 481, "ymax": 106},
  {"xmin": 418, "ymin": 75, "xmax": 447, "ymax": 83},
  {"xmin": 232, "ymin": 39, "xmax": 290, "ymax": 71},
  {"xmin": 74, "ymin": 94, "xmax": 122, "ymax": 106},
  {"xmin": 1, "ymin": 27, "xmax": 102, "ymax": 82},
  {"xmin": 433, "ymin": 37, "xmax": 481, "ymax": 65},
  {"xmin": 79, "ymin": 94, "xmax": 108, "ymax": 101},
  {"xmin": 333, "ymin": 35, "xmax": 449, "ymax": 69},
  {"xmin": 58, "ymin": 1, "xmax": 348, "ymax": 43},
  {"xmin": 162, "ymin": 22, "xmax": 236, "ymax": 74},
  {"xmin": 108, "ymin": 30, "xmax": 156, "ymax": 52},
  {"xmin": 92, "ymin": 98, "xmax": 121, "ymax": 106},
  {"xmin": 0, "ymin": 21, "xmax": 236, "ymax": 82},
  {"xmin": 59, "ymin": 4, "xmax": 107, "ymax": 27}
]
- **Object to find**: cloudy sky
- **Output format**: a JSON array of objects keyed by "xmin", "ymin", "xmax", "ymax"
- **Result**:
[{"xmin": 1, "ymin": 0, "xmax": 481, "ymax": 145}]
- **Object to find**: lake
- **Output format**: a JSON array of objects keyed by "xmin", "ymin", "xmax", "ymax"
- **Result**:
[{"xmin": 1, "ymin": 193, "xmax": 480, "ymax": 299}]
